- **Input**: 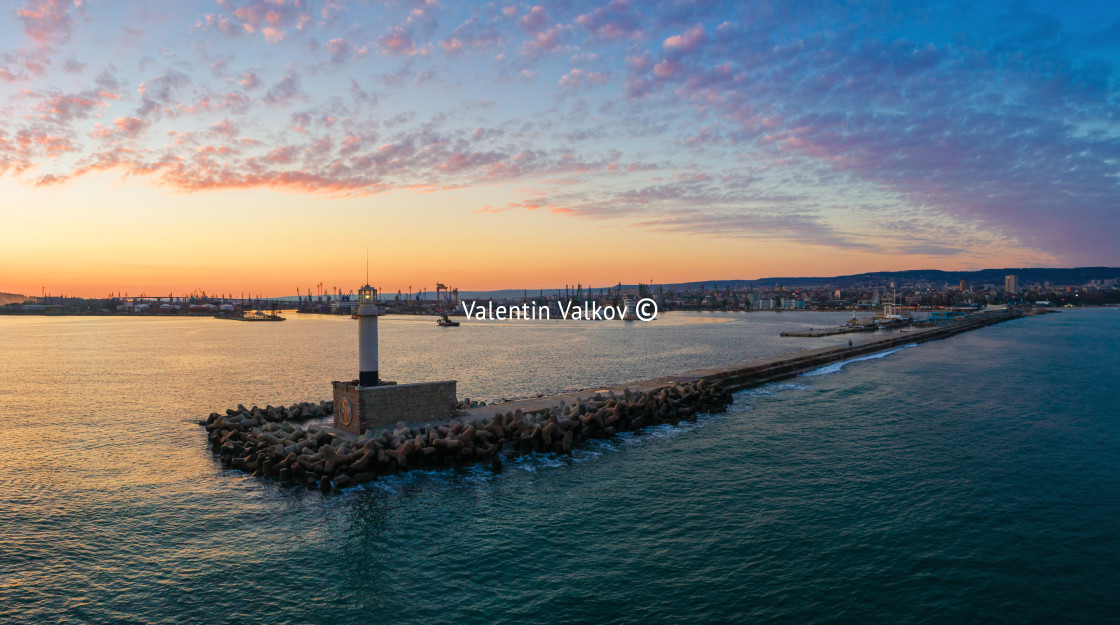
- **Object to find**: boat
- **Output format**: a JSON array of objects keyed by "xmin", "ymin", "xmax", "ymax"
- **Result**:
[
  {"xmin": 436, "ymin": 313, "xmax": 460, "ymax": 327},
  {"xmin": 622, "ymin": 296, "xmax": 639, "ymax": 321},
  {"xmin": 215, "ymin": 310, "xmax": 285, "ymax": 321}
]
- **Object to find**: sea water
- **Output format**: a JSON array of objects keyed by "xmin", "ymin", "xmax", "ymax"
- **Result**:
[{"xmin": 0, "ymin": 310, "xmax": 1116, "ymax": 624}]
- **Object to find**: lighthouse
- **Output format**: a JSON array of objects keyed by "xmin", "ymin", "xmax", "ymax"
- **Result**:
[
  {"xmin": 356, "ymin": 284, "xmax": 384, "ymax": 387},
  {"xmin": 333, "ymin": 282, "xmax": 459, "ymax": 435}
]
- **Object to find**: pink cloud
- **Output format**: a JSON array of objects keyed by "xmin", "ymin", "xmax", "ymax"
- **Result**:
[
  {"xmin": 159, "ymin": 169, "xmax": 384, "ymax": 197},
  {"xmin": 663, "ymin": 25, "xmax": 706, "ymax": 56},
  {"xmin": 376, "ymin": 27, "xmax": 428, "ymax": 56},
  {"xmin": 440, "ymin": 18, "xmax": 504, "ymax": 56},
  {"xmin": 196, "ymin": 145, "xmax": 236, "ymax": 156},
  {"xmin": 519, "ymin": 6, "xmax": 550, "ymax": 33},
  {"xmin": 339, "ymin": 135, "xmax": 366, "ymax": 155},
  {"xmin": 521, "ymin": 25, "xmax": 568, "ymax": 54},
  {"xmin": 204, "ymin": 1, "xmax": 312, "ymax": 42},
  {"xmin": 239, "ymin": 72, "xmax": 262, "ymax": 89},
  {"xmin": 89, "ymin": 116, "xmax": 149, "ymax": 140},
  {"xmin": 114, "ymin": 116, "xmax": 147, "ymax": 135},
  {"xmin": 575, "ymin": 0, "xmax": 644, "ymax": 41},
  {"xmin": 15, "ymin": 0, "xmax": 76, "ymax": 44},
  {"xmin": 0, "ymin": 66, "xmax": 25, "ymax": 82},
  {"xmin": 261, "ymin": 27, "xmax": 285, "ymax": 43},
  {"xmin": 14, "ymin": 128, "xmax": 77, "ymax": 157},
  {"xmin": 1, "ymin": 48, "xmax": 54, "ymax": 82},
  {"xmin": 440, "ymin": 38, "xmax": 465, "ymax": 54},
  {"xmin": 264, "ymin": 145, "xmax": 297, "ymax": 164},
  {"xmin": 209, "ymin": 118, "xmax": 237, "ymax": 137},
  {"xmin": 35, "ymin": 92, "xmax": 107, "ymax": 121},
  {"xmin": 558, "ymin": 68, "xmax": 610, "ymax": 89},
  {"xmin": 653, "ymin": 59, "xmax": 683, "ymax": 79}
]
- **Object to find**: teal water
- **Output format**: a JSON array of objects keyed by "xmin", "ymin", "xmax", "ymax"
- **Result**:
[{"xmin": 0, "ymin": 310, "xmax": 1117, "ymax": 624}]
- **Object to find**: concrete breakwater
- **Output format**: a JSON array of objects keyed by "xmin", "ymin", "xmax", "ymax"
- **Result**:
[
  {"xmin": 691, "ymin": 309, "xmax": 1022, "ymax": 394},
  {"xmin": 199, "ymin": 400, "xmax": 334, "ymax": 426},
  {"xmin": 202, "ymin": 381, "xmax": 733, "ymax": 492},
  {"xmin": 455, "ymin": 310, "xmax": 1025, "ymax": 419},
  {"xmin": 199, "ymin": 309, "xmax": 1026, "ymax": 491}
]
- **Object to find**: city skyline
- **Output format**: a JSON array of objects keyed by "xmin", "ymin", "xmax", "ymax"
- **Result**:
[{"xmin": 3, "ymin": 0, "xmax": 1120, "ymax": 297}]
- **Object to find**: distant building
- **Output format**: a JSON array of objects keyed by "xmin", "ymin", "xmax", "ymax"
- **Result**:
[
  {"xmin": 1005, "ymin": 274, "xmax": 1019, "ymax": 292},
  {"xmin": 959, "ymin": 279, "xmax": 970, "ymax": 291}
]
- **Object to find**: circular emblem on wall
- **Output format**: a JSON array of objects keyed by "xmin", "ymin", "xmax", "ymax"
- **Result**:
[{"xmin": 339, "ymin": 397, "xmax": 352, "ymax": 427}]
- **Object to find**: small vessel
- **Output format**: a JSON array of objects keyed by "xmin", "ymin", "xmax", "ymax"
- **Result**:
[
  {"xmin": 622, "ymin": 296, "xmax": 639, "ymax": 321},
  {"xmin": 436, "ymin": 313, "xmax": 460, "ymax": 327},
  {"xmin": 216, "ymin": 310, "xmax": 285, "ymax": 321}
]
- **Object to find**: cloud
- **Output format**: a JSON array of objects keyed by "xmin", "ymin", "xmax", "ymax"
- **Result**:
[
  {"xmin": 3, "ymin": 0, "xmax": 1118, "ymax": 265},
  {"xmin": 208, "ymin": 118, "xmax": 238, "ymax": 137},
  {"xmin": 113, "ymin": 116, "xmax": 147, "ymax": 136},
  {"xmin": 239, "ymin": 71, "xmax": 262, "ymax": 89},
  {"xmin": 35, "ymin": 92, "xmax": 107, "ymax": 122},
  {"xmin": 576, "ymin": 0, "xmax": 645, "ymax": 41},
  {"xmin": 205, "ymin": 0, "xmax": 313, "ymax": 42},
  {"xmin": 8, "ymin": 127, "xmax": 79, "ymax": 163},
  {"xmin": 1, "ymin": 48, "xmax": 52, "ymax": 81},
  {"xmin": 136, "ymin": 70, "xmax": 190, "ymax": 119},
  {"xmin": 653, "ymin": 57, "xmax": 685, "ymax": 80},
  {"xmin": 520, "ymin": 25, "xmax": 570, "ymax": 55},
  {"xmin": 263, "ymin": 72, "xmax": 307, "ymax": 105},
  {"xmin": 15, "ymin": 0, "xmax": 77, "ymax": 44},
  {"xmin": 376, "ymin": 26, "xmax": 428, "ymax": 56},
  {"xmin": 558, "ymin": 68, "xmax": 609, "ymax": 90},
  {"xmin": 326, "ymin": 37, "xmax": 369, "ymax": 64},
  {"xmin": 264, "ymin": 145, "xmax": 297, "ymax": 164},
  {"xmin": 662, "ymin": 25, "xmax": 705, "ymax": 56},
  {"xmin": 440, "ymin": 17, "xmax": 504, "ymax": 55},
  {"xmin": 518, "ymin": 6, "xmax": 550, "ymax": 33}
]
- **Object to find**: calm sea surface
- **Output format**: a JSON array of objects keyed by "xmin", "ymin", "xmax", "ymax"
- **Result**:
[{"xmin": 0, "ymin": 310, "xmax": 1117, "ymax": 624}]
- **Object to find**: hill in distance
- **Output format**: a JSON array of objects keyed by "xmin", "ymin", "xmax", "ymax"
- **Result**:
[
  {"xmin": 0, "ymin": 292, "xmax": 29, "ymax": 305},
  {"xmin": 452, "ymin": 267, "xmax": 1120, "ymax": 299}
]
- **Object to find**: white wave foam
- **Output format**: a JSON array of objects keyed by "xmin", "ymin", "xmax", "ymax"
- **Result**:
[
  {"xmin": 800, "ymin": 343, "xmax": 918, "ymax": 377},
  {"xmin": 742, "ymin": 382, "xmax": 810, "ymax": 397}
]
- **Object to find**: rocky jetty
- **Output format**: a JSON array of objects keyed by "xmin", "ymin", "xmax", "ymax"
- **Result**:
[
  {"xmin": 455, "ymin": 398, "xmax": 487, "ymax": 410},
  {"xmin": 201, "ymin": 380, "xmax": 732, "ymax": 492},
  {"xmin": 198, "ymin": 400, "xmax": 333, "ymax": 427}
]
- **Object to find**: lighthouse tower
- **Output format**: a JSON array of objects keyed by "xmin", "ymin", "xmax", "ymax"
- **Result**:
[
  {"xmin": 332, "ymin": 282, "xmax": 459, "ymax": 435},
  {"xmin": 356, "ymin": 284, "xmax": 384, "ymax": 387}
]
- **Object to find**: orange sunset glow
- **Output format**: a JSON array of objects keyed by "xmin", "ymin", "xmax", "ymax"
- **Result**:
[{"xmin": 2, "ymin": 0, "xmax": 1117, "ymax": 298}]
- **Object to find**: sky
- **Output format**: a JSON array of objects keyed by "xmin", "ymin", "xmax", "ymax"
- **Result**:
[{"xmin": 1, "ymin": 0, "xmax": 1119, "ymax": 298}]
